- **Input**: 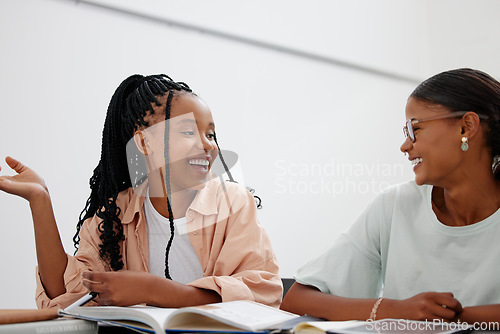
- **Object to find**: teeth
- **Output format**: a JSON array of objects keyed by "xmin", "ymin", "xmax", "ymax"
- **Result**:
[
  {"xmin": 188, "ymin": 159, "xmax": 209, "ymax": 167},
  {"xmin": 411, "ymin": 158, "xmax": 423, "ymax": 166}
]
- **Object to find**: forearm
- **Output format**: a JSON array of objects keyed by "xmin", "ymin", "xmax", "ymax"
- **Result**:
[
  {"xmin": 30, "ymin": 192, "xmax": 67, "ymax": 299},
  {"xmin": 281, "ymin": 283, "xmax": 377, "ymax": 320},
  {"xmin": 282, "ymin": 283, "xmax": 463, "ymax": 322},
  {"xmin": 458, "ymin": 305, "xmax": 500, "ymax": 324},
  {"xmin": 145, "ymin": 275, "xmax": 222, "ymax": 307}
]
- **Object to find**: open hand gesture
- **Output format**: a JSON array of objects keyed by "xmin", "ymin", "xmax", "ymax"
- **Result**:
[{"xmin": 0, "ymin": 156, "xmax": 49, "ymax": 201}]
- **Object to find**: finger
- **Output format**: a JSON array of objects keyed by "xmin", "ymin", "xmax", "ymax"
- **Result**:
[
  {"xmin": 80, "ymin": 280, "xmax": 111, "ymax": 306},
  {"xmin": 81, "ymin": 281, "xmax": 112, "ymax": 306},
  {"xmin": 0, "ymin": 177, "xmax": 11, "ymax": 189},
  {"xmin": 81, "ymin": 278, "xmax": 104, "ymax": 293},
  {"xmin": 95, "ymin": 294, "xmax": 112, "ymax": 306},
  {"xmin": 81, "ymin": 271, "xmax": 94, "ymax": 281},
  {"xmin": 80, "ymin": 289, "xmax": 107, "ymax": 306},
  {"xmin": 82, "ymin": 271, "xmax": 110, "ymax": 283},
  {"xmin": 430, "ymin": 303, "xmax": 457, "ymax": 321},
  {"xmin": 435, "ymin": 293, "xmax": 462, "ymax": 313},
  {"xmin": 0, "ymin": 176, "xmax": 20, "ymax": 194},
  {"xmin": 5, "ymin": 156, "xmax": 28, "ymax": 174},
  {"xmin": 81, "ymin": 272, "xmax": 104, "ymax": 288}
]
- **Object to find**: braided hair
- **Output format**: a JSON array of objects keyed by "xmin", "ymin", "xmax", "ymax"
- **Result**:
[{"xmin": 73, "ymin": 74, "xmax": 231, "ymax": 278}]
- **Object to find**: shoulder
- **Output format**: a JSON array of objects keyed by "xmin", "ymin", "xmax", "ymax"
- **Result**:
[
  {"xmin": 190, "ymin": 178, "xmax": 256, "ymax": 217},
  {"xmin": 206, "ymin": 177, "xmax": 247, "ymax": 192},
  {"xmin": 350, "ymin": 181, "xmax": 429, "ymax": 232},
  {"xmin": 115, "ymin": 187, "xmax": 136, "ymax": 206},
  {"xmin": 205, "ymin": 178, "xmax": 253, "ymax": 202},
  {"xmin": 84, "ymin": 185, "xmax": 144, "ymax": 227},
  {"xmin": 372, "ymin": 180, "xmax": 429, "ymax": 208}
]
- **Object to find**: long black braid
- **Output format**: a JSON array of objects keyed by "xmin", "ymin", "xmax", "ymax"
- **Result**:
[
  {"xmin": 74, "ymin": 74, "xmax": 191, "ymax": 273},
  {"xmin": 162, "ymin": 90, "xmax": 175, "ymax": 279},
  {"xmin": 213, "ymin": 134, "xmax": 262, "ymax": 209},
  {"xmin": 73, "ymin": 74, "xmax": 261, "ymax": 277}
]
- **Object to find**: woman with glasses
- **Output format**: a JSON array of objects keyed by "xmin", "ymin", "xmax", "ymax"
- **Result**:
[{"xmin": 281, "ymin": 68, "xmax": 500, "ymax": 323}]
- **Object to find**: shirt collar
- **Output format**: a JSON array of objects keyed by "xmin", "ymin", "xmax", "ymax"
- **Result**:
[
  {"xmin": 121, "ymin": 182, "xmax": 147, "ymax": 225},
  {"xmin": 188, "ymin": 178, "xmax": 220, "ymax": 216},
  {"xmin": 120, "ymin": 178, "xmax": 221, "ymax": 224}
]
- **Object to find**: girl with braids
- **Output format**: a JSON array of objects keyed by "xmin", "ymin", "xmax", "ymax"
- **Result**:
[
  {"xmin": 0, "ymin": 74, "xmax": 281, "ymax": 309},
  {"xmin": 282, "ymin": 69, "xmax": 500, "ymax": 324}
]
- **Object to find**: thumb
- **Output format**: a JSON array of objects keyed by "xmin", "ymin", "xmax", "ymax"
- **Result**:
[{"xmin": 5, "ymin": 156, "xmax": 28, "ymax": 175}]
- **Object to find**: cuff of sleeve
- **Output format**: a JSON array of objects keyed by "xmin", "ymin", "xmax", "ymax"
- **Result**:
[
  {"xmin": 35, "ymin": 254, "xmax": 89, "ymax": 309},
  {"xmin": 188, "ymin": 276, "xmax": 255, "ymax": 302},
  {"xmin": 189, "ymin": 273, "xmax": 282, "ymax": 308}
]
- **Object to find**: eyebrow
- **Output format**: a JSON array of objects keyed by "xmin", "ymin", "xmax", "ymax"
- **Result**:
[{"xmin": 176, "ymin": 119, "xmax": 215, "ymax": 127}]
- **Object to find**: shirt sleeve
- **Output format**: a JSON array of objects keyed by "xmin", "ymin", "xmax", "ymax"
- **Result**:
[
  {"xmin": 294, "ymin": 186, "xmax": 396, "ymax": 298},
  {"xmin": 35, "ymin": 215, "xmax": 107, "ymax": 309},
  {"xmin": 188, "ymin": 183, "xmax": 282, "ymax": 308}
]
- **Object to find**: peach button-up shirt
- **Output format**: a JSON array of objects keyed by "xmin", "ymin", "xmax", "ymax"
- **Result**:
[{"xmin": 36, "ymin": 178, "xmax": 282, "ymax": 309}]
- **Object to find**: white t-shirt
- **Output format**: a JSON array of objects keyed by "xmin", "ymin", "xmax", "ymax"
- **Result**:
[
  {"xmin": 144, "ymin": 193, "xmax": 204, "ymax": 284},
  {"xmin": 294, "ymin": 181, "xmax": 500, "ymax": 307}
]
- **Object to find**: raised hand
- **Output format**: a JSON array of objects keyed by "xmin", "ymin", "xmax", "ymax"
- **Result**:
[
  {"xmin": 0, "ymin": 156, "xmax": 48, "ymax": 201},
  {"xmin": 0, "ymin": 156, "xmax": 68, "ymax": 298}
]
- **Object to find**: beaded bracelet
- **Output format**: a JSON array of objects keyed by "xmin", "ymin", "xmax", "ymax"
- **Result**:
[{"xmin": 368, "ymin": 297, "xmax": 384, "ymax": 321}]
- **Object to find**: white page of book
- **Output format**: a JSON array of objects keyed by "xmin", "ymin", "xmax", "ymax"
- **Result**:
[
  {"xmin": 62, "ymin": 305, "xmax": 175, "ymax": 334},
  {"xmin": 294, "ymin": 320, "xmax": 361, "ymax": 333},
  {"xmin": 167, "ymin": 301, "xmax": 297, "ymax": 331}
]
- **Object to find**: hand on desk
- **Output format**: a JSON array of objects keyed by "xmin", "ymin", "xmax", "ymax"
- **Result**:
[
  {"xmin": 390, "ymin": 292, "xmax": 463, "ymax": 322},
  {"xmin": 82, "ymin": 271, "xmax": 153, "ymax": 307},
  {"xmin": 82, "ymin": 270, "xmax": 221, "ymax": 308}
]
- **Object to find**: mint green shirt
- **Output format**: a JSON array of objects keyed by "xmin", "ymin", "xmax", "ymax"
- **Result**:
[{"xmin": 294, "ymin": 181, "xmax": 500, "ymax": 307}]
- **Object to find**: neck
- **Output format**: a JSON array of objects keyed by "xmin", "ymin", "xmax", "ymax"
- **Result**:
[
  {"xmin": 146, "ymin": 168, "xmax": 197, "ymax": 219},
  {"xmin": 432, "ymin": 167, "xmax": 500, "ymax": 226},
  {"xmin": 149, "ymin": 188, "xmax": 197, "ymax": 220}
]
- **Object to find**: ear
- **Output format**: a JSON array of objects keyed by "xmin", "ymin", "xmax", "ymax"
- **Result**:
[
  {"xmin": 133, "ymin": 131, "xmax": 150, "ymax": 155},
  {"xmin": 460, "ymin": 112, "xmax": 482, "ymax": 140}
]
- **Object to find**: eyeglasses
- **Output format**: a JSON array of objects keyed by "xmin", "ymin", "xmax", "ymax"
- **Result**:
[{"xmin": 402, "ymin": 111, "xmax": 488, "ymax": 143}]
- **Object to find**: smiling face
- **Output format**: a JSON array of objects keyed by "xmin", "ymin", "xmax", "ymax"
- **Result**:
[
  {"xmin": 400, "ymin": 97, "xmax": 464, "ymax": 187},
  {"xmin": 168, "ymin": 94, "xmax": 218, "ymax": 192},
  {"xmin": 137, "ymin": 93, "xmax": 218, "ymax": 195}
]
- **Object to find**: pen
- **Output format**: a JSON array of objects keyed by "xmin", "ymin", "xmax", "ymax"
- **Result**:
[{"xmin": 65, "ymin": 292, "xmax": 98, "ymax": 311}]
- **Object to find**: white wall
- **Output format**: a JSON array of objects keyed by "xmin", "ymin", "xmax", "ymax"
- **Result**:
[{"xmin": 1, "ymin": 0, "xmax": 499, "ymax": 308}]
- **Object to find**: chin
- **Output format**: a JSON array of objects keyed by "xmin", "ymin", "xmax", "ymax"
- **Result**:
[
  {"xmin": 190, "ymin": 183, "xmax": 207, "ymax": 191},
  {"xmin": 414, "ymin": 175, "xmax": 436, "ymax": 187},
  {"xmin": 414, "ymin": 179, "xmax": 425, "ymax": 186},
  {"xmin": 413, "ymin": 172, "xmax": 426, "ymax": 186},
  {"xmin": 188, "ymin": 177, "xmax": 211, "ymax": 191}
]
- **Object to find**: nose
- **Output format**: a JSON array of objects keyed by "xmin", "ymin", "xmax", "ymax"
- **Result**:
[
  {"xmin": 400, "ymin": 136, "xmax": 412, "ymax": 155},
  {"xmin": 197, "ymin": 134, "xmax": 217, "ymax": 152}
]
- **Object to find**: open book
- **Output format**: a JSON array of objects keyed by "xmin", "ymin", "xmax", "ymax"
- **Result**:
[
  {"xmin": 59, "ymin": 300, "xmax": 298, "ymax": 334},
  {"xmin": 293, "ymin": 319, "xmax": 472, "ymax": 334}
]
